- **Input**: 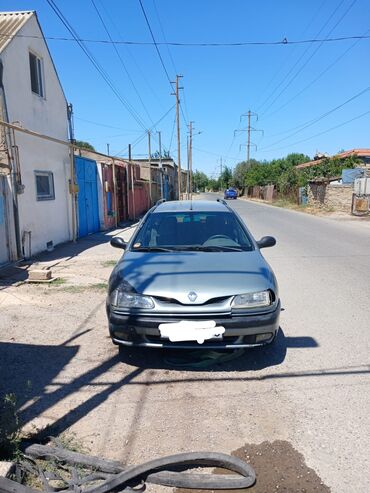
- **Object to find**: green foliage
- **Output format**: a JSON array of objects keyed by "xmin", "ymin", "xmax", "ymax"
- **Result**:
[
  {"xmin": 74, "ymin": 140, "xmax": 96, "ymax": 151},
  {"xmin": 192, "ymin": 170, "xmax": 209, "ymax": 192},
  {"xmin": 300, "ymin": 155, "xmax": 360, "ymax": 184},
  {"xmin": 235, "ymin": 153, "xmax": 310, "ymax": 191},
  {"xmin": 207, "ymin": 178, "xmax": 220, "ymax": 191},
  {"xmin": 0, "ymin": 393, "xmax": 21, "ymax": 460},
  {"xmin": 151, "ymin": 149, "xmax": 171, "ymax": 159},
  {"xmin": 219, "ymin": 165, "xmax": 233, "ymax": 189}
]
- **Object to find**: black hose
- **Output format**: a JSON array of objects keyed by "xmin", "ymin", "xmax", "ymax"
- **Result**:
[
  {"xmin": 25, "ymin": 444, "xmax": 256, "ymax": 490},
  {"xmin": 86, "ymin": 452, "xmax": 256, "ymax": 492}
]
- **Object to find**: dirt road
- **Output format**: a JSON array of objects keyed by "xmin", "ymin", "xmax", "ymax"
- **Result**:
[{"xmin": 1, "ymin": 195, "xmax": 369, "ymax": 492}]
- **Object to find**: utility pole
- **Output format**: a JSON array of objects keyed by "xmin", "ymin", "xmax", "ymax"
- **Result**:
[
  {"xmin": 220, "ymin": 157, "xmax": 223, "ymax": 189},
  {"xmin": 188, "ymin": 121, "xmax": 194, "ymax": 200},
  {"xmin": 234, "ymin": 110, "xmax": 263, "ymax": 166},
  {"xmin": 157, "ymin": 130, "xmax": 163, "ymax": 200},
  {"xmin": 148, "ymin": 130, "xmax": 152, "ymax": 207},
  {"xmin": 106, "ymin": 143, "xmax": 110, "ymax": 156},
  {"xmin": 172, "ymin": 75, "xmax": 183, "ymax": 199},
  {"xmin": 247, "ymin": 111, "xmax": 251, "ymax": 165}
]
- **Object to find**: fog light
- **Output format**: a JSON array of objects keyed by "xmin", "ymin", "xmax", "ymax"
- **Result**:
[{"xmin": 256, "ymin": 333, "xmax": 272, "ymax": 342}]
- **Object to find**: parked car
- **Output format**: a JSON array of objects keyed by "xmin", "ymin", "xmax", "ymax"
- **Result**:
[
  {"xmin": 224, "ymin": 188, "xmax": 238, "ymax": 199},
  {"xmin": 107, "ymin": 200, "xmax": 279, "ymax": 350}
]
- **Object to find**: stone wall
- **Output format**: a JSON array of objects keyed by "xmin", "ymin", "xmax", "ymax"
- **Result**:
[{"xmin": 308, "ymin": 183, "xmax": 353, "ymax": 212}]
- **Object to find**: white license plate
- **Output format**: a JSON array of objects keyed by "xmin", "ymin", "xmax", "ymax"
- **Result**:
[{"xmin": 158, "ymin": 320, "xmax": 225, "ymax": 344}]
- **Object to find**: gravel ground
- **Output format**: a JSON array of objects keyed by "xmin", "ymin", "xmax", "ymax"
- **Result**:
[{"xmin": 1, "ymin": 194, "xmax": 369, "ymax": 492}]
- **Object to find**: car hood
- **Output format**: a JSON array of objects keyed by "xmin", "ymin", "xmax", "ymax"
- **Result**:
[{"xmin": 111, "ymin": 250, "xmax": 276, "ymax": 305}]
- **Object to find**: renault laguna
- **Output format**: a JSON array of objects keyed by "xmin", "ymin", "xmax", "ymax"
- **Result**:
[{"xmin": 107, "ymin": 199, "xmax": 280, "ymax": 350}]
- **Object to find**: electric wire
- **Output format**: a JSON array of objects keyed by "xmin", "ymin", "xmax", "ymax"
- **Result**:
[
  {"xmin": 138, "ymin": 0, "xmax": 174, "ymax": 89},
  {"xmin": 259, "ymin": 84, "xmax": 370, "ymax": 151},
  {"xmin": 255, "ymin": 0, "xmax": 328, "ymax": 111},
  {"xmin": 261, "ymin": 0, "xmax": 358, "ymax": 118},
  {"xmin": 140, "ymin": 0, "xmax": 189, "ymax": 126},
  {"xmin": 97, "ymin": 0, "xmax": 166, "ymax": 111},
  {"xmin": 114, "ymin": 104, "xmax": 175, "ymax": 157},
  {"xmin": 90, "ymin": 0, "xmax": 155, "ymax": 126},
  {"xmin": 261, "ymin": 25, "xmax": 370, "ymax": 122},
  {"xmin": 261, "ymin": 109, "xmax": 370, "ymax": 154},
  {"xmin": 45, "ymin": 0, "xmax": 148, "ymax": 131},
  {"xmin": 2, "ymin": 32, "xmax": 369, "ymax": 46}
]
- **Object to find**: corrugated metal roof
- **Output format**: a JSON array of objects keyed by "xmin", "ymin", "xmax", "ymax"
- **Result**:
[{"xmin": 0, "ymin": 11, "xmax": 34, "ymax": 53}]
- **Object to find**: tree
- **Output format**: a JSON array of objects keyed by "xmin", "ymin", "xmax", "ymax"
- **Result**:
[
  {"xmin": 192, "ymin": 170, "xmax": 209, "ymax": 192},
  {"xmin": 151, "ymin": 149, "xmax": 171, "ymax": 159},
  {"xmin": 74, "ymin": 140, "xmax": 95, "ymax": 151},
  {"xmin": 219, "ymin": 165, "xmax": 232, "ymax": 189}
]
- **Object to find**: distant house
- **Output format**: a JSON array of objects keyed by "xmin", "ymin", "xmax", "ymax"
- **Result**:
[
  {"xmin": 296, "ymin": 149, "xmax": 370, "ymax": 213},
  {"xmin": 296, "ymin": 149, "xmax": 370, "ymax": 170},
  {"xmin": 0, "ymin": 11, "xmax": 72, "ymax": 263}
]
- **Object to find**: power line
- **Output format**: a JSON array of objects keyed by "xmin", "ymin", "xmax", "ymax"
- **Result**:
[
  {"xmin": 255, "ymin": 0, "xmax": 328, "ymax": 111},
  {"xmin": 261, "ymin": 25, "xmax": 370, "ymax": 121},
  {"xmin": 114, "ymin": 104, "xmax": 175, "ymax": 156},
  {"xmin": 257, "ymin": 0, "xmax": 347, "ymax": 114},
  {"xmin": 261, "ymin": 109, "xmax": 370, "ymax": 154},
  {"xmin": 90, "ymin": 0, "xmax": 155, "ymax": 126},
  {"xmin": 259, "ymin": 84, "xmax": 370, "ymax": 151},
  {"xmin": 152, "ymin": 0, "xmax": 189, "ymax": 125},
  {"xmin": 45, "ymin": 0, "xmax": 148, "ymax": 131},
  {"xmin": 97, "ymin": 0, "xmax": 166, "ymax": 111},
  {"xmin": 260, "ymin": 0, "xmax": 358, "ymax": 118},
  {"xmin": 139, "ymin": 0, "xmax": 189, "ymax": 126},
  {"xmin": 138, "ymin": 0, "xmax": 173, "ymax": 88},
  {"xmin": 1, "ymin": 32, "xmax": 369, "ymax": 46}
]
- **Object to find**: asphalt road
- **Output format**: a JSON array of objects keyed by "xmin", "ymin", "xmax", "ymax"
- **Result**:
[
  {"xmin": 202, "ymin": 193, "xmax": 370, "ymax": 491},
  {"xmin": 1, "ymin": 194, "xmax": 370, "ymax": 492}
]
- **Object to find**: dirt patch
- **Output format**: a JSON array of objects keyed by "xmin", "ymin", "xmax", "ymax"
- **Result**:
[{"xmin": 176, "ymin": 440, "xmax": 330, "ymax": 493}]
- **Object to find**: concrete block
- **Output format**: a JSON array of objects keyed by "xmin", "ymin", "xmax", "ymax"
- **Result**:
[{"xmin": 28, "ymin": 269, "xmax": 52, "ymax": 281}]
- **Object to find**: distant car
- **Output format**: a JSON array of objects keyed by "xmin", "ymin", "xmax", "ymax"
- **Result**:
[
  {"xmin": 106, "ymin": 199, "xmax": 280, "ymax": 350},
  {"xmin": 224, "ymin": 188, "xmax": 238, "ymax": 199}
]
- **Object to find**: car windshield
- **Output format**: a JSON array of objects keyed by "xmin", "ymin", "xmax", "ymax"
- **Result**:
[{"xmin": 131, "ymin": 211, "xmax": 254, "ymax": 251}]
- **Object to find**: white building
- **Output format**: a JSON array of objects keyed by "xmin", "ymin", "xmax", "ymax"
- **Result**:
[{"xmin": 0, "ymin": 11, "xmax": 73, "ymax": 264}]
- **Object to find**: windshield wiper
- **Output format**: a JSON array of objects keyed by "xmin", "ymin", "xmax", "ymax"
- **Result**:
[
  {"xmin": 173, "ymin": 245, "xmax": 244, "ymax": 252},
  {"xmin": 132, "ymin": 246, "xmax": 175, "ymax": 252}
]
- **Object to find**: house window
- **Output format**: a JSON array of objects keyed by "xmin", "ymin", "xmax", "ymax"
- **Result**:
[
  {"xmin": 29, "ymin": 52, "xmax": 44, "ymax": 97},
  {"xmin": 35, "ymin": 171, "xmax": 55, "ymax": 200}
]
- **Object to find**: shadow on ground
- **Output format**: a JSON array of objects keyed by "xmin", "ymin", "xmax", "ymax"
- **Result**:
[
  {"xmin": 0, "ymin": 225, "xmax": 134, "ymax": 288},
  {"xmin": 117, "ymin": 328, "xmax": 318, "ymax": 371}
]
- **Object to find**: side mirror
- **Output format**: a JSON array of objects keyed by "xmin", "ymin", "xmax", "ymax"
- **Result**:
[
  {"xmin": 110, "ymin": 237, "xmax": 126, "ymax": 250},
  {"xmin": 257, "ymin": 236, "xmax": 276, "ymax": 249}
]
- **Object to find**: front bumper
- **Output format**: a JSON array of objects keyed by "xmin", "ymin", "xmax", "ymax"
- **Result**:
[{"xmin": 108, "ymin": 302, "xmax": 280, "ymax": 349}]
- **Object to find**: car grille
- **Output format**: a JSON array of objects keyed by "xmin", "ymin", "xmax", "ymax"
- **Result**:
[{"xmin": 154, "ymin": 295, "xmax": 231, "ymax": 306}]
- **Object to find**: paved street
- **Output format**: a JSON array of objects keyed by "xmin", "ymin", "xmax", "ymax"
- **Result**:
[{"xmin": 1, "ymin": 194, "xmax": 370, "ymax": 492}]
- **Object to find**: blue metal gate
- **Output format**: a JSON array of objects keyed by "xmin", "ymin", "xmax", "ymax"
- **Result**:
[{"xmin": 75, "ymin": 156, "xmax": 100, "ymax": 237}]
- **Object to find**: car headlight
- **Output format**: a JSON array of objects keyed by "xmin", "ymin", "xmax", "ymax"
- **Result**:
[
  {"xmin": 111, "ymin": 289, "xmax": 155, "ymax": 309},
  {"xmin": 231, "ymin": 290, "xmax": 271, "ymax": 309}
]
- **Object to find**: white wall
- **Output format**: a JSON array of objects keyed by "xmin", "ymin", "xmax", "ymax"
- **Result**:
[{"xmin": 1, "ymin": 14, "xmax": 72, "ymax": 256}]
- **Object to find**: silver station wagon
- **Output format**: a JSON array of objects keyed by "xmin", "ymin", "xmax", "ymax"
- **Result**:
[{"xmin": 107, "ymin": 199, "xmax": 280, "ymax": 350}]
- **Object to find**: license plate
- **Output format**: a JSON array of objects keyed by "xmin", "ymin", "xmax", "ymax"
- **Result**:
[{"xmin": 158, "ymin": 320, "xmax": 225, "ymax": 344}]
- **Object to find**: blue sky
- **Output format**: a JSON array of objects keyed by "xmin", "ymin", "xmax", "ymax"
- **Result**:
[{"xmin": 4, "ymin": 0, "xmax": 370, "ymax": 176}]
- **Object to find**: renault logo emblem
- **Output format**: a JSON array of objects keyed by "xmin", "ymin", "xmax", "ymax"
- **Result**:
[{"xmin": 188, "ymin": 291, "xmax": 198, "ymax": 302}]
